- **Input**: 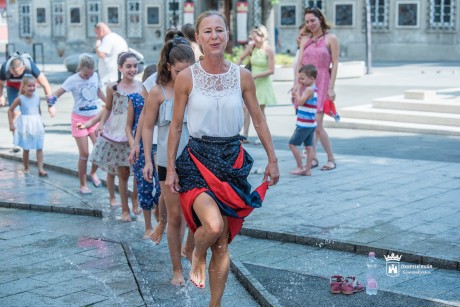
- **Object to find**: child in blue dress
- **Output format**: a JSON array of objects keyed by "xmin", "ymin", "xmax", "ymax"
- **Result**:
[
  {"xmin": 126, "ymin": 64, "xmax": 161, "ymax": 239},
  {"xmin": 8, "ymin": 75, "xmax": 47, "ymax": 176}
]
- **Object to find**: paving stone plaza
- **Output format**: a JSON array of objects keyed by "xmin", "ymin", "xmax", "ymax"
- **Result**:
[{"xmin": 0, "ymin": 63, "xmax": 459, "ymax": 306}]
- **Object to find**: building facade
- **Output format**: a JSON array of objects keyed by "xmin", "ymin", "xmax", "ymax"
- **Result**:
[{"xmin": 4, "ymin": 0, "xmax": 460, "ymax": 64}]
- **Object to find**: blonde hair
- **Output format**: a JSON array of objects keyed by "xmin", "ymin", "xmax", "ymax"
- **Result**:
[
  {"xmin": 77, "ymin": 53, "xmax": 96, "ymax": 71},
  {"xmin": 195, "ymin": 10, "xmax": 228, "ymax": 34},
  {"xmin": 251, "ymin": 25, "xmax": 269, "ymax": 43},
  {"xmin": 20, "ymin": 75, "xmax": 36, "ymax": 94}
]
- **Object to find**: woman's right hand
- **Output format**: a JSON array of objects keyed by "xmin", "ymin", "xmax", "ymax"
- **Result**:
[
  {"xmin": 128, "ymin": 145, "xmax": 140, "ymax": 165},
  {"xmin": 143, "ymin": 161, "xmax": 154, "ymax": 182}
]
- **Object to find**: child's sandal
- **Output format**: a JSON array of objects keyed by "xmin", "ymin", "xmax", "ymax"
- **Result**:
[
  {"xmin": 341, "ymin": 276, "xmax": 364, "ymax": 295},
  {"xmin": 329, "ymin": 275, "xmax": 343, "ymax": 294}
]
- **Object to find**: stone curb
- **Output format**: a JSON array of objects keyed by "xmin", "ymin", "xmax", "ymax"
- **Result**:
[
  {"xmin": 0, "ymin": 200, "xmax": 102, "ymax": 217},
  {"xmin": 240, "ymin": 228, "xmax": 460, "ymax": 272},
  {"xmin": 0, "ymin": 152, "xmax": 131, "ymax": 195},
  {"xmin": 230, "ymin": 259, "xmax": 280, "ymax": 307}
]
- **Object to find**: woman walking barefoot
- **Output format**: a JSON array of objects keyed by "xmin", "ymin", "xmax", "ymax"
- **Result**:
[{"xmin": 166, "ymin": 10, "xmax": 279, "ymax": 306}]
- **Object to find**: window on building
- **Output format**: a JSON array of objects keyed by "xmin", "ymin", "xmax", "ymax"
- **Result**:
[
  {"xmin": 52, "ymin": 1, "xmax": 66, "ymax": 38},
  {"xmin": 334, "ymin": 3, "xmax": 355, "ymax": 27},
  {"xmin": 19, "ymin": 0, "xmax": 32, "ymax": 38},
  {"xmin": 107, "ymin": 6, "xmax": 120, "ymax": 25},
  {"xmin": 429, "ymin": 0, "xmax": 455, "ymax": 30},
  {"xmin": 304, "ymin": 1, "xmax": 323, "ymax": 11},
  {"xmin": 146, "ymin": 6, "xmax": 160, "ymax": 26},
  {"xmin": 70, "ymin": 7, "xmax": 81, "ymax": 24},
  {"xmin": 127, "ymin": 0, "xmax": 142, "ymax": 38},
  {"xmin": 36, "ymin": 8, "xmax": 46, "ymax": 24},
  {"xmin": 87, "ymin": 0, "xmax": 101, "ymax": 37},
  {"xmin": 364, "ymin": 0, "xmax": 389, "ymax": 30}
]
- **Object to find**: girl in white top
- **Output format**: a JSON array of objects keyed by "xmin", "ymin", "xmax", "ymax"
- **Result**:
[
  {"xmin": 166, "ymin": 10, "xmax": 279, "ymax": 306},
  {"xmin": 142, "ymin": 36, "xmax": 196, "ymax": 286},
  {"xmin": 48, "ymin": 54, "xmax": 106, "ymax": 194}
]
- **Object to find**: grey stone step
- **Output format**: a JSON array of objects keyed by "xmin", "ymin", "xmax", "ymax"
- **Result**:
[
  {"xmin": 372, "ymin": 96, "xmax": 460, "ymax": 114},
  {"xmin": 339, "ymin": 105, "xmax": 460, "ymax": 127},
  {"xmin": 324, "ymin": 116, "xmax": 460, "ymax": 136}
]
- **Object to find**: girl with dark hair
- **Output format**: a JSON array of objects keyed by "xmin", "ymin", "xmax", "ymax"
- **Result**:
[
  {"xmin": 90, "ymin": 51, "xmax": 143, "ymax": 221},
  {"xmin": 142, "ymin": 36, "xmax": 196, "ymax": 286}
]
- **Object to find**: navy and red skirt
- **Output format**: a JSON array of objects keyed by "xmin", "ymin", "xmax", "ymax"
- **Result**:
[{"xmin": 176, "ymin": 135, "xmax": 268, "ymax": 243}]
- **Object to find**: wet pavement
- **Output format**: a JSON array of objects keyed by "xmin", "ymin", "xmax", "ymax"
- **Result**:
[{"xmin": 0, "ymin": 63, "xmax": 459, "ymax": 306}]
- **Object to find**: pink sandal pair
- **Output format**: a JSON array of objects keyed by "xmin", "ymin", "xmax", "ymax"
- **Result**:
[{"xmin": 330, "ymin": 275, "xmax": 364, "ymax": 295}]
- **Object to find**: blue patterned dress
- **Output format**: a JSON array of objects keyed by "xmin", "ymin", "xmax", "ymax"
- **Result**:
[{"xmin": 131, "ymin": 92, "xmax": 160, "ymax": 210}]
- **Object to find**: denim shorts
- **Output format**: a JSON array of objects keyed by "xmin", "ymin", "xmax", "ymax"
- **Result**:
[{"xmin": 289, "ymin": 127, "xmax": 316, "ymax": 147}]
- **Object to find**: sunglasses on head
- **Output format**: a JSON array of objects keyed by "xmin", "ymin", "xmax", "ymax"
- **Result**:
[
  {"xmin": 304, "ymin": 6, "xmax": 322, "ymax": 16},
  {"xmin": 253, "ymin": 26, "xmax": 264, "ymax": 37}
]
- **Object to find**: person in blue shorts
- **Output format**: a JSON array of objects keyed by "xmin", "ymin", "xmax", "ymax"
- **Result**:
[{"xmin": 289, "ymin": 64, "xmax": 318, "ymax": 176}]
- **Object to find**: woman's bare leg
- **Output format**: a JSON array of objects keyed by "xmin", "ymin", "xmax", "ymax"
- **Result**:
[
  {"xmin": 160, "ymin": 181, "xmax": 185, "ymax": 286},
  {"xmin": 314, "ymin": 112, "xmax": 335, "ymax": 164},
  {"xmin": 189, "ymin": 192, "xmax": 225, "ymax": 289}
]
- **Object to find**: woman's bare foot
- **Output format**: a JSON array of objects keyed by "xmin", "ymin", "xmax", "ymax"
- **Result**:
[
  {"xmin": 189, "ymin": 251, "xmax": 207, "ymax": 288},
  {"xmin": 120, "ymin": 211, "xmax": 132, "ymax": 222},
  {"xmin": 143, "ymin": 228, "xmax": 153, "ymax": 239},
  {"xmin": 150, "ymin": 222, "xmax": 166, "ymax": 244},
  {"xmin": 171, "ymin": 270, "xmax": 185, "ymax": 286},
  {"xmin": 109, "ymin": 197, "xmax": 119, "ymax": 207},
  {"xmin": 289, "ymin": 167, "xmax": 307, "ymax": 176}
]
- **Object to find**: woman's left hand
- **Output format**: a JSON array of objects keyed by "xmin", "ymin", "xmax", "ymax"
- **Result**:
[
  {"xmin": 328, "ymin": 88, "xmax": 336, "ymax": 101},
  {"xmin": 263, "ymin": 160, "xmax": 280, "ymax": 186}
]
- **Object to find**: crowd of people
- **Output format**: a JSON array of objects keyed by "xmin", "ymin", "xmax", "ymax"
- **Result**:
[{"xmin": 2, "ymin": 7, "xmax": 341, "ymax": 305}]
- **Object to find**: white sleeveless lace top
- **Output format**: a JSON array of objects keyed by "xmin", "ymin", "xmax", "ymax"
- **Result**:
[{"xmin": 187, "ymin": 61, "xmax": 243, "ymax": 138}]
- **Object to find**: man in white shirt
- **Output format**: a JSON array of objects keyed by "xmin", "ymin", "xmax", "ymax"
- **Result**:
[{"xmin": 94, "ymin": 22, "xmax": 128, "ymax": 87}]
